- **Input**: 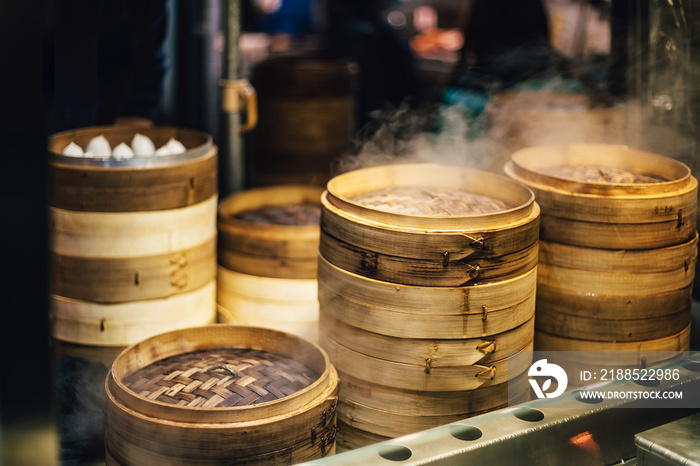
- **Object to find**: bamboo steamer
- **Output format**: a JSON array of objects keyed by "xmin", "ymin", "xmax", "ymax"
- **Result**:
[
  {"xmin": 318, "ymin": 255, "xmax": 536, "ymax": 340},
  {"xmin": 248, "ymin": 56, "xmax": 358, "ymax": 187},
  {"xmin": 504, "ymin": 144, "xmax": 698, "ymax": 351},
  {"xmin": 216, "ymin": 185, "xmax": 323, "ymax": 342},
  {"xmin": 48, "ymin": 126, "xmax": 218, "ymax": 346},
  {"xmin": 321, "ymin": 164, "xmax": 539, "ymax": 287},
  {"xmin": 504, "ymin": 144, "xmax": 697, "ymax": 249},
  {"xmin": 104, "ymin": 325, "xmax": 338, "ymax": 465},
  {"xmin": 217, "ymin": 184, "xmax": 323, "ymax": 279},
  {"xmin": 217, "ymin": 267, "xmax": 319, "ymax": 343},
  {"xmin": 536, "ymin": 324, "xmax": 691, "ymax": 387}
]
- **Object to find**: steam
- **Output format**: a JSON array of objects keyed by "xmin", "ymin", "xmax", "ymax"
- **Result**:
[{"xmin": 333, "ymin": 84, "xmax": 699, "ymax": 180}]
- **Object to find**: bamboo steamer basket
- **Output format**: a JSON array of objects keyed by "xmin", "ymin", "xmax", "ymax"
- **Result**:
[
  {"xmin": 48, "ymin": 126, "xmax": 218, "ymax": 346},
  {"xmin": 535, "ymin": 235, "xmax": 696, "ymax": 341},
  {"xmin": 217, "ymin": 267, "xmax": 319, "ymax": 343},
  {"xmin": 318, "ymin": 255, "xmax": 536, "ymax": 340},
  {"xmin": 216, "ymin": 185, "xmax": 323, "ymax": 342},
  {"xmin": 217, "ymin": 184, "xmax": 323, "ymax": 279},
  {"xmin": 536, "ymin": 324, "xmax": 691, "ymax": 388},
  {"xmin": 321, "ymin": 164, "xmax": 539, "ymax": 287},
  {"xmin": 104, "ymin": 325, "xmax": 338, "ymax": 465},
  {"xmin": 248, "ymin": 56, "xmax": 358, "ymax": 187},
  {"xmin": 504, "ymin": 144, "xmax": 697, "ymax": 351},
  {"xmin": 504, "ymin": 144, "xmax": 697, "ymax": 249}
]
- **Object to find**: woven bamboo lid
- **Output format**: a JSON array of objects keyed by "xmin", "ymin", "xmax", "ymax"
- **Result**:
[
  {"xmin": 108, "ymin": 325, "xmax": 335, "ymax": 424},
  {"xmin": 123, "ymin": 348, "xmax": 319, "ymax": 408}
]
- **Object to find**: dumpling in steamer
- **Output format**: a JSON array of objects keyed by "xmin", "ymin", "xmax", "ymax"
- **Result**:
[
  {"xmin": 131, "ymin": 133, "xmax": 156, "ymax": 156},
  {"xmin": 112, "ymin": 142, "xmax": 136, "ymax": 158},
  {"xmin": 62, "ymin": 141, "xmax": 84, "ymax": 157},
  {"xmin": 85, "ymin": 134, "xmax": 112, "ymax": 157},
  {"xmin": 155, "ymin": 137, "xmax": 186, "ymax": 156}
]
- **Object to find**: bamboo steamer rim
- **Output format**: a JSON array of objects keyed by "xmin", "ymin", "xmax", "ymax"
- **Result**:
[
  {"xmin": 321, "ymin": 190, "xmax": 541, "ymax": 238},
  {"xmin": 48, "ymin": 125, "xmax": 213, "ymax": 169},
  {"xmin": 217, "ymin": 184, "xmax": 323, "ymax": 235},
  {"xmin": 506, "ymin": 144, "xmax": 695, "ymax": 197},
  {"xmin": 108, "ymin": 324, "xmax": 334, "ymax": 424},
  {"xmin": 325, "ymin": 163, "xmax": 537, "ymax": 230}
]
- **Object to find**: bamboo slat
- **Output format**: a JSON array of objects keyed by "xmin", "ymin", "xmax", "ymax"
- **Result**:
[
  {"xmin": 217, "ymin": 266, "xmax": 319, "ymax": 342},
  {"xmin": 50, "ymin": 282, "xmax": 217, "ymax": 346},
  {"xmin": 537, "ymin": 258, "xmax": 695, "ymax": 296},
  {"xmin": 535, "ymin": 304, "xmax": 691, "ymax": 342},
  {"xmin": 336, "ymin": 421, "xmax": 388, "ymax": 453},
  {"xmin": 538, "ymin": 235, "xmax": 698, "ymax": 272}
]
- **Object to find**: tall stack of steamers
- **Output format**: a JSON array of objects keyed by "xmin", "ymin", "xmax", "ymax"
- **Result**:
[
  {"xmin": 505, "ymin": 145, "xmax": 696, "ymax": 363},
  {"xmin": 316, "ymin": 163, "xmax": 539, "ymax": 449}
]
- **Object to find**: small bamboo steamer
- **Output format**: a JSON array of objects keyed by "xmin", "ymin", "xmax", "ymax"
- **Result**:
[
  {"xmin": 48, "ymin": 126, "xmax": 219, "ymax": 346},
  {"xmin": 321, "ymin": 163, "xmax": 539, "ymax": 287},
  {"xmin": 105, "ymin": 325, "xmax": 338, "ymax": 465},
  {"xmin": 48, "ymin": 126, "xmax": 217, "ymax": 213},
  {"xmin": 217, "ymin": 184, "xmax": 323, "ymax": 279},
  {"xmin": 504, "ymin": 144, "xmax": 697, "ymax": 249}
]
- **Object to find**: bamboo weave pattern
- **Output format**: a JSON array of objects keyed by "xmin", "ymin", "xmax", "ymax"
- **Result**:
[
  {"xmin": 351, "ymin": 187, "xmax": 510, "ymax": 216},
  {"xmin": 123, "ymin": 349, "xmax": 319, "ymax": 407},
  {"xmin": 542, "ymin": 166, "xmax": 667, "ymax": 184}
]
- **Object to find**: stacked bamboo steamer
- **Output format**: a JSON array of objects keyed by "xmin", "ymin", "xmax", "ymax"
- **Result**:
[
  {"xmin": 317, "ymin": 163, "xmax": 539, "ymax": 449},
  {"xmin": 504, "ymin": 144, "xmax": 696, "ymax": 370},
  {"xmin": 104, "ymin": 325, "xmax": 339, "ymax": 465},
  {"xmin": 217, "ymin": 185, "xmax": 324, "ymax": 343},
  {"xmin": 48, "ymin": 126, "xmax": 218, "ymax": 349}
]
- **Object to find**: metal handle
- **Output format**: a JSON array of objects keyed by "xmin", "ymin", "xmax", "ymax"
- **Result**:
[{"xmin": 220, "ymin": 78, "xmax": 258, "ymax": 132}]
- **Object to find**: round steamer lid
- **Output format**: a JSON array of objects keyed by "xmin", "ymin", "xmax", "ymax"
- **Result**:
[{"xmin": 123, "ymin": 348, "xmax": 320, "ymax": 408}]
